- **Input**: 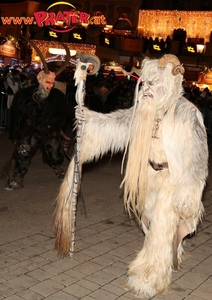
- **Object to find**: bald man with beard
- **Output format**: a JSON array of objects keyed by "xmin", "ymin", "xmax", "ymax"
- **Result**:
[{"xmin": 4, "ymin": 70, "xmax": 69, "ymax": 190}]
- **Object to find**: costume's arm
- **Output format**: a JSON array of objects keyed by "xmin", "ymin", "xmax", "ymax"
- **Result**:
[
  {"xmin": 75, "ymin": 106, "xmax": 133, "ymax": 163},
  {"xmin": 163, "ymin": 99, "xmax": 208, "ymax": 229}
]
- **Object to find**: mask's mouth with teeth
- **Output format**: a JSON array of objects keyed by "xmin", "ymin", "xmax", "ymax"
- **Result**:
[{"xmin": 143, "ymin": 92, "xmax": 154, "ymax": 98}]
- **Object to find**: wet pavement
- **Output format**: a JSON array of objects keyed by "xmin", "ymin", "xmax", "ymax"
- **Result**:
[{"xmin": 0, "ymin": 129, "xmax": 212, "ymax": 300}]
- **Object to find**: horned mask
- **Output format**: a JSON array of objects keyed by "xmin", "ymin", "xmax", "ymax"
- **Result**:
[
  {"xmin": 20, "ymin": 36, "xmax": 71, "ymax": 93},
  {"xmin": 157, "ymin": 54, "xmax": 185, "ymax": 75},
  {"xmin": 20, "ymin": 36, "xmax": 101, "ymax": 92}
]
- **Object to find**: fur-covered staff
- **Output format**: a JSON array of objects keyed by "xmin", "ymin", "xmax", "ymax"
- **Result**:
[
  {"xmin": 53, "ymin": 53, "xmax": 100, "ymax": 257},
  {"xmin": 62, "ymin": 54, "xmax": 208, "ymax": 298}
]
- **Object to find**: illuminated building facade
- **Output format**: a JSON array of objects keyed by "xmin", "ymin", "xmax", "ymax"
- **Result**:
[{"xmin": 1, "ymin": 0, "xmax": 212, "ymax": 78}]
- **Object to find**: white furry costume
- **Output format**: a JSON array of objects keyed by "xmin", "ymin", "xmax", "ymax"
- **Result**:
[{"xmin": 54, "ymin": 54, "xmax": 208, "ymax": 298}]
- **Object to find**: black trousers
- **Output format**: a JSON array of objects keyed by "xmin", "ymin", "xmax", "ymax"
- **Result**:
[{"xmin": 12, "ymin": 131, "xmax": 64, "ymax": 181}]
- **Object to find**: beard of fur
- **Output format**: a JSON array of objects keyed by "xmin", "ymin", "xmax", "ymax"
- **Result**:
[
  {"xmin": 123, "ymin": 97, "xmax": 156, "ymax": 220},
  {"xmin": 33, "ymin": 85, "xmax": 49, "ymax": 101}
]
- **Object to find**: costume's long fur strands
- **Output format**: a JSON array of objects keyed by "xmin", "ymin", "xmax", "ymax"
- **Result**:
[
  {"xmin": 54, "ymin": 108, "xmax": 133, "ymax": 257},
  {"xmin": 125, "ymin": 98, "xmax": 208, "ymax": 297},
  {"xmin": 122, "ymin": 97, "xmax": 156, "ymax": 218},
  {"xmin": 124, "ymin": 58, "xmax": 208, "ymax": 298},
  {"xmin": 53, "ymin": 156, "xmax": 76, "ymax": 257},
  {"xmin": 122, "ymin": 58, "xmax": 184, "ymax": 219},
  {"xmin": 78, "ymin": 108, "xmax": 134, "ymax": 162}
]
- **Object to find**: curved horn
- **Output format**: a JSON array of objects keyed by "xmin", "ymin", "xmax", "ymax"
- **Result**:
[
  {"xmin": 20, "ymin": 36, "xmax": 49, "ymax": 73},
  {"xmin": 76, "ymin": 53, "xmax": 101, "ymax": 75},
  {"xmin": 55, "ymin": 42, "xmax": 70, "ymax": 76},
  {"xmin": 158, "ymin": 54, "xmax": 185, "ymax": 75}
]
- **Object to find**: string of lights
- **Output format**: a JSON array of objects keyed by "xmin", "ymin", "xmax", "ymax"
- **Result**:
[{"xmin": 137, "ymin": 10, "xmax": 212, "ymax": 42}]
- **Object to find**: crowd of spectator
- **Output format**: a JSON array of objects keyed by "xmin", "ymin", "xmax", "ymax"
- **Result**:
[
  {"xmin": 1, "ymin": 63, "xmax": 212, "ymax": 135},
  {"xmin": 65, "ymin": 66, "xmax": 138, "ymax": 113},
  {"xmin": 183, "ymin": 85, "xmax": 212, "ymax": 109},
  {"xmin": 0, "ymin": 64, "xmax": 137, "ymax": 130},
  {"xmin": 183, "ymin": 84, "xmax": 212, "ymax": 135}
]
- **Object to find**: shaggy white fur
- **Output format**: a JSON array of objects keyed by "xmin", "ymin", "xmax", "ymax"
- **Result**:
[{"xmin": 54, "ymin": 54, "xmax": 208, "ymax": 298}]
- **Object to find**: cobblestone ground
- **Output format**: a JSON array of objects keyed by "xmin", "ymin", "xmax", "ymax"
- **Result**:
[{"xmin": 0, "ymin": 129, "xmax": 212, "ymax": 300}]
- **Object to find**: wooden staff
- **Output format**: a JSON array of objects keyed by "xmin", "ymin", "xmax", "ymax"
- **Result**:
[
  {"xmin": 53, "ymin": 55, "xmax": 100, "ymax": 258},
  {"xmin": 69, "ymin": 60, "xmax": 87, "ymax": 257}
]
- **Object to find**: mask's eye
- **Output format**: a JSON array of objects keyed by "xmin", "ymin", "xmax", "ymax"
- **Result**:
[{"xmin": 142, "ymin": 80, "xmax": 154, "ymax": 86}]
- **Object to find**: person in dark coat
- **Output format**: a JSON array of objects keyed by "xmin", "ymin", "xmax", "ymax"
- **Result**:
[{"xmin": 4, "ymin": 70, "xmax": 69, "ymax": 190}]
